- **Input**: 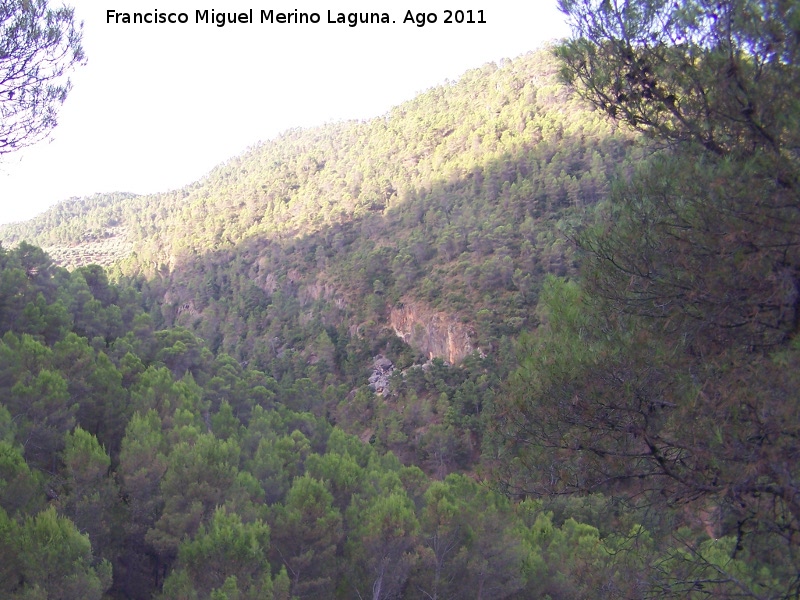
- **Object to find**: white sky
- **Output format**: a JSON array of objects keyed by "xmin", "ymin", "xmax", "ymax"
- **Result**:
[{"xmin": 0, "ymin": 1, "xmax": 571, "ymax": 225}]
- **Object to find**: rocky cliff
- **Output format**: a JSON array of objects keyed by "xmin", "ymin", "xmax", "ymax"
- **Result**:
[{"xmin": 389, "ymin": 301, "xmax": 476, "ymax": 364}]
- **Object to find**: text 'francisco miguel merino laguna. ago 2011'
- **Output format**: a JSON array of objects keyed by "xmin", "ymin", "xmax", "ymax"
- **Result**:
[{"xmin": 106, "ymin": 8, "xmax": 487, "ymax": 27}]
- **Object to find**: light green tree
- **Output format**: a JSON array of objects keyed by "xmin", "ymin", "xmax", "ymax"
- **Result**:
[
  {"xmin": 161, "ymin": 507, "xmax": 273, "ymax": 600},
  {"xmin": 0, "ymin": 506, "xmax": 111, "ymax": 599},
  {"xmin": 60, "ymin": 427, "xmax": 121, "ymax": 563},
  {"xmin": 349, "ymin": 491, "xmax": 419, "ymax": 600},
  {"xmin": 270, "ymin": 475, "xmax": 343, "ymax": 598}
]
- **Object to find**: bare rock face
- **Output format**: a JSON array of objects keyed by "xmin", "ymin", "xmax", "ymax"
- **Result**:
[
  {"xmin": 369, "ymin": 355, "xmax": 394, "ymax": 395},
  {"xmin": 389, "ymin": 301, "xmax": 475, "ymax": 364}
]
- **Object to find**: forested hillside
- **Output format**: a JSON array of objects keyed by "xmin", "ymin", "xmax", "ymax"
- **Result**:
[
  {"xmin": 2, "ymin": 49, "xmax": 639, "ymax": 482},
  {"xmin": 1, "ymin": 0, "xmax": 799, "ymax": 595},
  {"xmin": 0, "ymin": 241, "xmax": 782, "ymax": 600},
  {"xmin": 0, "ymin": 50, "xmax": 638, "ymax": 360}
]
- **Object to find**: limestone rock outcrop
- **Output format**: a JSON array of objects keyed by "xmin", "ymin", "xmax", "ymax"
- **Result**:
[{"xmin": 389, "ymin": 301, "xmax": 476, "ymax": 364}]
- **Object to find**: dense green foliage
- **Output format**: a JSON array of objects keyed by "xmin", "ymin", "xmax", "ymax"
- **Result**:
[
  {"xmin": 497, "ymin": 0, "xmax": 800, "ymax": 597},
  {"xmin": 0, "ymin": 242, "xmax": 725, "ymax": 600}
]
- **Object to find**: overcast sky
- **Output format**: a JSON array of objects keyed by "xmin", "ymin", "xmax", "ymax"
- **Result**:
[{"xmin": 0, "ymin": 1, "xmax": 571, "ymax": 225}]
